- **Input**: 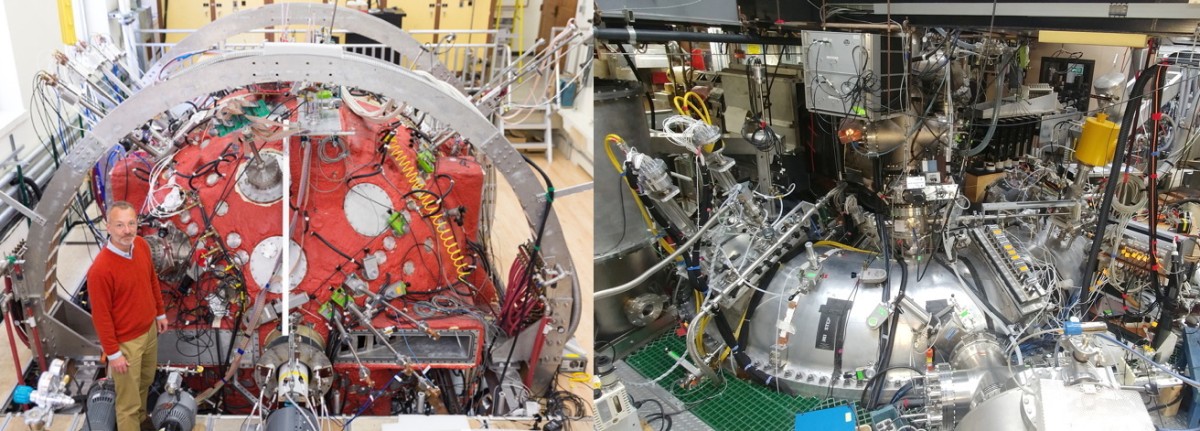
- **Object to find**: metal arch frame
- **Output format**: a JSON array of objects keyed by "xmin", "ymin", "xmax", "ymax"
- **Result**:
[
  {"xmin": 17, "ymin": 45, "xmax": 577, "ymax": 392},
  {"xmin": 149, "ymin": 2, "xmax": 464, "ymax": 92}
]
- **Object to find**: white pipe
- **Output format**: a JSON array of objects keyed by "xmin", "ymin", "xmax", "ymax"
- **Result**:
[
  {"xmin": 282, "ymin": 136, "xmax": 291, "ymax": 336},
  {"xmin": 823, "ymin": 22, "xmax": 902, "ymax": 32}
]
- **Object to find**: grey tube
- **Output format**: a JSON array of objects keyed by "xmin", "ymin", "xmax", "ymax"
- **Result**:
[
  {"xmin": 0, "ymin": 146, "xmax": 57, "ymax": 231},
  {"xmin": 595, "ymin": 28, "xmax": 796, "ymax": 45},
  {"xmin": 963, "ymin": 51, "xmax": 1014, "ymax": 157},
  {"xmin": 594, "ymin": 204, "xmax": 734, "ymax": 300}
]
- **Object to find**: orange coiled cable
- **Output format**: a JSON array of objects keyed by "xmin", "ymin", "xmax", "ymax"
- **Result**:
[{"xmin": 387, "ymin": 141, "xmax": 472, "ymax": 281}]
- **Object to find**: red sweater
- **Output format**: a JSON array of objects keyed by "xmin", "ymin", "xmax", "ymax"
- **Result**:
[{"xmin": 87, "ymin": 236, "xmax": 166, "ymax": 358}]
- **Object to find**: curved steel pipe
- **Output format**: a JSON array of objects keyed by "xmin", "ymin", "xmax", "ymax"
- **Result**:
[{"xmin": 595, "ymin": 204, "xmax": 734, "ymax": 300}]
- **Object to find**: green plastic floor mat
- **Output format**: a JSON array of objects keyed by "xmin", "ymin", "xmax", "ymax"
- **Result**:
[{"xmin": 625, "ymin": 334, "xmax": 872, "ymax": 431}]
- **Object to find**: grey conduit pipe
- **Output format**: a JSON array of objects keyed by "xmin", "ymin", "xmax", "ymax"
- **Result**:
[
  {"xmin": 962, "ymin": 50, "xmax": 1015, "ymax": 157},
  {"xmin": 594, "ymin": 204, "xmax": 734, "ymax": 300}
]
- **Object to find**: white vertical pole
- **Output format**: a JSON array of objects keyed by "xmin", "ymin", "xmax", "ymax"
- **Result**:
[{"xmin": 282, "ymin": 136, "xmax": 291, "ymax": 336}]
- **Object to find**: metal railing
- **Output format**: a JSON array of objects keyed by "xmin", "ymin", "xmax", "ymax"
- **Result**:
[{"xmin": 133, "ymin": 28, "xmax": 511, "ymax": 92}]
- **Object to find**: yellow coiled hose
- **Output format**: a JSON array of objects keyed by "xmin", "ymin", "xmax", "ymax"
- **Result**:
[{"xmin": 387, "ymin": 141, "xmax": 471, "ymax": 281}]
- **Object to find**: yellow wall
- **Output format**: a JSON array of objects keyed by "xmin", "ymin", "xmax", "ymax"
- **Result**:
[
  {"xmin": 164, "ymin": 1, "xmax": 492, "ymax": 41},
  {"xmin": 165, "ymin": 0, "xmax": 357, "ymax": 44},
  {"xmin": 432, "ymin": 0, "xmax": 493, "ymax": 73},
  {"xmin": 163, "ymin": 0, "xmax": 211, "ymax": 43},
  {"xmin": 395, "ymin": 1, "xmax": 438, "ymax": 45},
  {"xmin": 56, "ymin": 0, "xmax": 77, "ymax": 45}
]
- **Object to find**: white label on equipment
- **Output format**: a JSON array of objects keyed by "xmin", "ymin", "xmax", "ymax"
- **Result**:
[
  {"xmin": 778, "ymin": 306, "xmax": 797, "ymax": 334},
  {"xmin": 777, "ymin": 321, "xmax": 795, "ymax": 334},
  {"xmin": 906, "ymin": 176, "xmax": 926, "ymax": 189}
]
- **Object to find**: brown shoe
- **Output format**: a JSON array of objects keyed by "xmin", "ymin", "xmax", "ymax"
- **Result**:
[{"xmin": 140, "ymin": 418, "xmax": 157, "ymax": 431}]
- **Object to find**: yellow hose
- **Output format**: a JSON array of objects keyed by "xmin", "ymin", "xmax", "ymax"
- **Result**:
[
  {"xmin": 814, "ymin": 240, "xmax": 877, "ymax": 254},
  {"xmin": 604, "ymin": 134, "xmax": 662, "ymax": 245},
  {"xmin": 606, "ymin": 134, "xmax": 702, "ymax": 313},
  {"xmin": 671, "ymin": 92, "xmax": 716, "ymax": 152},
  {"xmin": 695, "ymin": 311, "xmax": 744, "ymax": 365},
  {"xmin": 671, "ymin": 93, "xmax": 711, "ymax": 125},
  {"xmin": 672, "ymin": 96, "xmax": 688, "ymax": 116},
  {"xmin": 684, "ymin": 91, "xmax": 711, "ymax": 124}
]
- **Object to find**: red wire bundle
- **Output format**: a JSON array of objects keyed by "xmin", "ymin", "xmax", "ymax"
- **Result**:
[{"xmin": 497, "ymin": 253, "xmax": 543, "ymax": 336}]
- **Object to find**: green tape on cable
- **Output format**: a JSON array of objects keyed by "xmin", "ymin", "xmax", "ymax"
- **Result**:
[
  {"xmin": 329, "ymin": 288, "xmax": 349, "ymax": 307},
  {"xmin": 214, "ymin": 100, "xmax": 271, "ymax": 136},
  {"xmin": 247, "ymin": 99, "xmax": 270, "ymax": 117},
  {"xmin": 418, "ymin": 151, "xmax": 436, "ymax": 173},
  {"xmin": 388, "ymin": 212, "xmax": 408, "ymax": 236},
  {"xmin": 319, "ymin": 302, "xmax": 334, "ymax": 320}
]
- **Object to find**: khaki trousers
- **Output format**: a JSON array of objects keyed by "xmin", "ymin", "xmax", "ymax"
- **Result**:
[{"xmin": 110, "ymin": 325, "xmax": 157, "ymax": 431}]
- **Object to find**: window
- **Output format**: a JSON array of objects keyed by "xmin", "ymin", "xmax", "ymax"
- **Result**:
[{"xmin": 0, "ymin": 1, "xmax": 26, "ymax": 134}]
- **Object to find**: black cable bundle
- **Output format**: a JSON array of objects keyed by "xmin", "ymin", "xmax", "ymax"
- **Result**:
[
  {"xmin": 1078, "ymin": 63, "xmax": 1166, "ymax": 312},
  {"xmin": 1153, "ymin": 249, "xmax": 1182, "ymax": 349},
  {"xmin": 867, "ymin": 254, "xmax": 907, "ymax": 409},
  {"xmin": 636, "ymin": 398, "xmax": 674, "ymax": 431},
  {"xmin": 730, "ymin": 245, "xmax": 806, "ymax": 396}
]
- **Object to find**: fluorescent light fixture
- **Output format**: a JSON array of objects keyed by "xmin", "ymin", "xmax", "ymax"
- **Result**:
[{"xmin": 1038, "ymin": 30, "xmax": 1148, "ymax": 48}]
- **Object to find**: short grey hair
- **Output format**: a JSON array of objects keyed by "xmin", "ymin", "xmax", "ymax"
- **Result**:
[{"xmin": 106, "ymin": 201, "xmax": 136, "ymax": 219}]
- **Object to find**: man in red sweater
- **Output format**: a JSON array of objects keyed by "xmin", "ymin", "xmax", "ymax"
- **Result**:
[{"xmin": 87, "ymin": 201, "xmax": 168, "ymax": 431}]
